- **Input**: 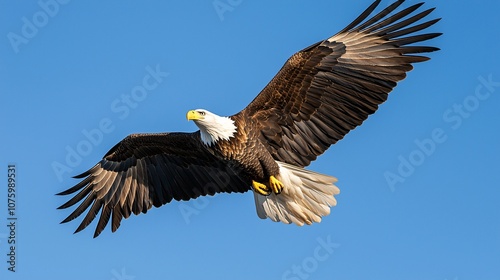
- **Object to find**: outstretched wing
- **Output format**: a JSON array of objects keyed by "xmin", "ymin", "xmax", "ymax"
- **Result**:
[
  {"xmin": 235, "ymin": 0, "xmax": 441, "ymax": 167},
  {"xmin": 57, "ymin": 132, "xmax": 249, "ymax": 237}
]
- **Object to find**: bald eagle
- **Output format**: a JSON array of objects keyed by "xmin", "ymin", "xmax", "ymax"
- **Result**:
[{"xmin": 58, "ymin": 0, "xmax": 441, "ymax": 237}]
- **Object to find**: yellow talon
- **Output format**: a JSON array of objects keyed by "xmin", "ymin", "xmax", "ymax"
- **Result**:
[
  {"xmin": 252, "ymin": 180, "xmax": 271, "ymax": 196},
  {"xmin": 269, "ymin": 175, "xmax": 284, "ymax": 194}
]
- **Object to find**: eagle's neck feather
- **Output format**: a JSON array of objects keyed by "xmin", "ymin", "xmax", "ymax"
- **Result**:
[{"xmin": 198, "ymin": 116, "xmax": 237, "ymax": 146}]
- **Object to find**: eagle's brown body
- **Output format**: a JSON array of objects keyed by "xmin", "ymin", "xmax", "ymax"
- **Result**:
[{"xmin": 209, "ymin": 115, "xmax": 281, "ymax": 184}]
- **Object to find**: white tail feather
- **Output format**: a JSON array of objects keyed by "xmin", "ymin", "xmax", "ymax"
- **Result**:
[{"xmin": 253, "ymin": 161, "xmax": 340, "ymax": 226}]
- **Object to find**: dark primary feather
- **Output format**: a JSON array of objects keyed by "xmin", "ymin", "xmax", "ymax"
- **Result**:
[
  {"xmin": 236, "ymin": 0, "xmax": 441, "ymax": 167},
  {"xmin": 57, "ymin": 132, "xmax": 249, "ymax": 238}
]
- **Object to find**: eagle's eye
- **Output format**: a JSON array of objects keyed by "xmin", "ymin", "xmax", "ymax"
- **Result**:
[{"xmin": 199, "ymin": 111, "xmax": 206, "ymax": 116}]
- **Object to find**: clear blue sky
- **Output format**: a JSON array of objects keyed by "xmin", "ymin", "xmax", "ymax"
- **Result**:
[{"xmin": 1, "ymin": 0, "xmax": 499, "ymax": 279}]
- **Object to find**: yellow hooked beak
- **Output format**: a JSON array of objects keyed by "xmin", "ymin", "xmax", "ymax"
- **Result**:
[{"xmin": 186, "ymin": 110, "xmax": 203, "ymax": 121}]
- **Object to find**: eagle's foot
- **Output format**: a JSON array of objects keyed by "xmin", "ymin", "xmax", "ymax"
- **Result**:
[
  {"xmin": 269, "ymin": 175, "xmax": 283, "ymax": 194},
  {"xmin": 252, "ymin": 180, "xmax": 271, "ymax": 196}
]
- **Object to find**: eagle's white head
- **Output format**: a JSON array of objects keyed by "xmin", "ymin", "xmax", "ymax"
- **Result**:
[{"xmin": 187, "ymin": 109, "xmax": 237, "ymax": 145}]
